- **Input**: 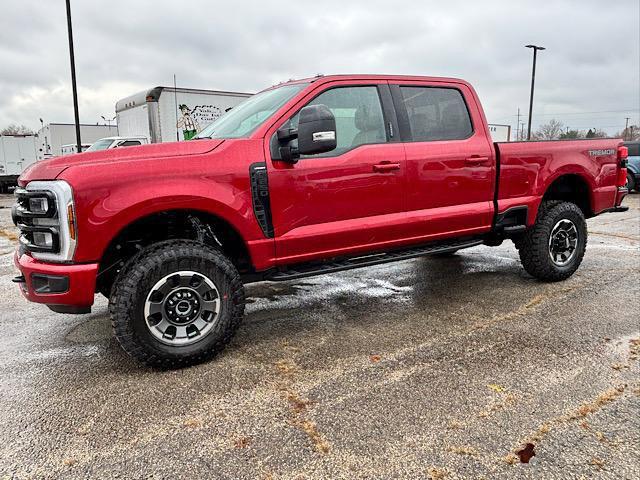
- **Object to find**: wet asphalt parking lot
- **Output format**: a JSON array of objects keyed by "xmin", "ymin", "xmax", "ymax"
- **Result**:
[{"xmin": 0, "ymin": 193, "xmax": 638, "ymax": 479}]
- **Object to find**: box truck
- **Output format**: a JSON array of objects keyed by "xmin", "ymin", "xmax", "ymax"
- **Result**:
[
  {"xmin": 115, "ymin": 86, "xmax": 251, "ymax": 143},
  {"xmin": 37, "ymin": 123, "xmax": 118, "ymax": 160}
]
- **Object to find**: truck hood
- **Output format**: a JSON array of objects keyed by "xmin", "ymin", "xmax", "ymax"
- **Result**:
[{"xmin": 19, "ymin": 139, "xmax": 225, "ymax": 185}]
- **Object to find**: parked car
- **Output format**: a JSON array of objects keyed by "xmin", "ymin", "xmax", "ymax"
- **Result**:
[
  {"xmin": 84, "ymin": 136, "xmax": 149, "ymax": 152},
  {"xmin": 60, "ymin": 143, "xmax": 92, "ymax": 155},
  {"xmin": 624, "ymin": 141, "xmax": 640, "ymax": 192},
  {"xmin": 12, "ymin": 74, "xmax": 630, "ymax": 367}
]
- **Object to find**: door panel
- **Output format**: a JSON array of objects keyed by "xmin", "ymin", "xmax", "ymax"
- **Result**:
[
  {"xmin": 391, "ymin": 82, "xmax": 496, "ymax": 238},
  {"xmin": 267, "ymin": 83, "xmax": 407, "ymax": 264}
]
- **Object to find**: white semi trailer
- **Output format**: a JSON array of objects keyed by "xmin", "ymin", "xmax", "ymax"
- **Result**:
[
  {"xmin": 115, "ymin": 86, "xmax": 251, "ymax": 143},
  {"xmin": 0, "ymin": 135, "xmax": 37, "ymax": 192}
]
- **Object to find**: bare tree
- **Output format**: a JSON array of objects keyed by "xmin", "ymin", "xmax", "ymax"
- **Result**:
[
  {"xmin": 616, "ymin": 125, "xmax": 640, "ymax": 141},
  {"xmin": 559, "ymin": 129, "xmax": 583, "ymax": 140},
  {"xmin": 533, "ymin": 119, "xmax": 564, "ymax": 140},
  {"xmin": 591, "ymin": 129, "xmax": 608, "ymax": 138},
  {"xmin": 1, "ymin": 123, "xmax": 35, "ymax": 135}
]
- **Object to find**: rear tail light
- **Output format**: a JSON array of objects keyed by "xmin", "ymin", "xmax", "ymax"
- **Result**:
[
  {"xmin": 617, "ymin": 167, "xmax": 628, "ymax": 188},
  {"xmin": 617, "ymin": 145, "xmax": 629, "ymax": 187},
  {"xmin": 617, "ymin": 145, "xmax": 628, "ymax": 164}
]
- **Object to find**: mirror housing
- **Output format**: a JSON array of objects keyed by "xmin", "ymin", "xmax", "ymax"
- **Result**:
[{"xmin": 297, "ymin": 104, "xmax": 337, "ymax": 156}]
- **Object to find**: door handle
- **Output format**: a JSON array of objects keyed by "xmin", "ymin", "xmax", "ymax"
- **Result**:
[
  {"xmin": 373, "ymin": 162, "xmax": 401, "ymax": 172},
  {"xmin": 465, "ymin": 156, "xmax": 490, "ymax": 166}
]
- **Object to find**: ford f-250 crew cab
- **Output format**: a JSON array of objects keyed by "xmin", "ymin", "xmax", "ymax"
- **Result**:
[{"xmin": 12, "ymin": 74, "xmax": 630, "ymax": 368}]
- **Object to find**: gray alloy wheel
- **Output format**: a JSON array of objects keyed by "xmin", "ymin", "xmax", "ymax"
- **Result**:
[
  {"xmin": 548, "ymin": 219, "xmax": 578, "ymax": 266},
  {"xmin": 144, "ymin": 270, "xmax": 221, "ymax": 346}
]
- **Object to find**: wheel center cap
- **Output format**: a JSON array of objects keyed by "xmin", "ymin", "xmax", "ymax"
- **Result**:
[{"xmin": 176, "ymin": 300, "xmax": 192, "ymax": 315}]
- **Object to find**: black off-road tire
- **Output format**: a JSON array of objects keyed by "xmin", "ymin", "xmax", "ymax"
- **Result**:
[
  {"xmin": 109, "ymin": 239, "xmax": 245, "ymax": 368},
  {"xmin": 515, "ymin": 201, "xmax": 587, "ymax": 282}
]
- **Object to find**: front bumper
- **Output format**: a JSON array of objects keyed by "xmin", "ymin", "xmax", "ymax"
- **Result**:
[{"xmin": 14, "ymin": 251, "xmax": 98, "ymax": 312}]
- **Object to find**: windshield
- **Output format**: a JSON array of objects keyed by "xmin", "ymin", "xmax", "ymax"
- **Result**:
[
  {"xmin": 85, "ymin": 138, "xmax": 115, "ymax": 152},
  {"xmin": 196, "ymin": 83, "xmax": 307, "ymax": 139}
]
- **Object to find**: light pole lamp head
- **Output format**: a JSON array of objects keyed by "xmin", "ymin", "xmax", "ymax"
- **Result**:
[{"xmin": 525, "ymin": 44, "xmax": 546, "ymax": 51}]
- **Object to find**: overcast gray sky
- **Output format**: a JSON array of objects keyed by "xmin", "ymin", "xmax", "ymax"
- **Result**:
[{"xmin": 1, "ymin": 0, "xmax": 638, "ymax": 136}]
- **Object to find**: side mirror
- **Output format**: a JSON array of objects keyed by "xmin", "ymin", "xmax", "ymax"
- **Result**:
[{"xmin": 297, "ymin": 104, "xmax": 337, "ymax": 156}]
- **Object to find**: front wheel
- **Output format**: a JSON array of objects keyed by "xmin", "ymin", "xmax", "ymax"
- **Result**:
[
  {"xmin": 109, "ymin": 240, "xmax": 245, "ymax": 368},
  {"xmin": 516, "ymin": 201, "xmax": 587, "ymax": 282}
]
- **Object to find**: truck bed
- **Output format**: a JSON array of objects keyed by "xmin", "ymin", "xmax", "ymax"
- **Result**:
[{"xmin": 495, "ymin": 138, "xmax": 623, "ymax": 225}]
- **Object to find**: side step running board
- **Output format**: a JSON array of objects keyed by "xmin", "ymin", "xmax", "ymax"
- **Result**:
[{"xmin": 265, "ymin": 239, "xmax": 483, "ymax": 281}]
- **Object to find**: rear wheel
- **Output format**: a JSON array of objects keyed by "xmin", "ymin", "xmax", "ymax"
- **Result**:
[
  {"xmin": 109, "ymin": 240, "xmax": 245, "ymax": 368},
  {"xmin": 516, "ymin": 201, "xmax": 587, "ymax": 281}
]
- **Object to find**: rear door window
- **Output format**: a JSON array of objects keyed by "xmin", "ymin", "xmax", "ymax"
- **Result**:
[{"xmin": 399, "ymin": 86, "xmax": 473, "ymax": 141}]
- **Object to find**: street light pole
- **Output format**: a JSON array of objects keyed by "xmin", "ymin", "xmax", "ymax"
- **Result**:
[
  {"xmin": 525, "ymin": 44, "xmax": 545, "ymax": 141},
  {"xmin": 101, "ymin": 115, "xmax": 116, "ymax": 128},
  {"xmin": 65, "ymin": 0, "xmax": 82, "ymax": 153}
]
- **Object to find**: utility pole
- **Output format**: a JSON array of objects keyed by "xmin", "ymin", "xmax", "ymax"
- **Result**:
[
  {"xmin": 525, "ymin": 44, "xmax": 545, "ymax": 141},
  {"xmin": 65, "ymin": 0, "xmax": 82, "ymax": 153},
  {"xmin": 516, "ymin": 107, "xmax": 521, "ymax": 141},
  {"xmin": 625, "ymin": 117, "xmax": 630, "ymax": 140}
]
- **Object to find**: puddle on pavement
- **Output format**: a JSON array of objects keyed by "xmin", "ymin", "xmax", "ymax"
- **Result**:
[
  {"xmin": 246, "ymin": 282, "xmax": 313, "ymax": 302},
  {"xmin": 245, "ymin": 271, "xmax": 414, "ymax": 314}
]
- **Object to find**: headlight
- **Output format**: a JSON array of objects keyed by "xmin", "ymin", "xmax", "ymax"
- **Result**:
[
  {"xmin": 13, "ymin": 180, "xmax": 76, "ymax": 262},
  {"xmin": 33, "ymin": 230, "xmax": 54, "ymax": 248},
  {"xmin": 28, "ymin": 196, "xmax": 51, "ymax": 215}
]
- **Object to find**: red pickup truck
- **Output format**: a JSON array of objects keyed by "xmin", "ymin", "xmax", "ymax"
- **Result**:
[{"xmin": 13, "ymin": 74, "xmax": 629, "ymax": 367}]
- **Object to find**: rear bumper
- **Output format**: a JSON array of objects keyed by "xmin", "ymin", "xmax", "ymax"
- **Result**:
[
  {"xmin": 14, "ymin": 251, "xmax": 98, "ymax": 311},
  {"xmin": 614, "ymin": 187, "xmax": 628, "ymax": 208}
]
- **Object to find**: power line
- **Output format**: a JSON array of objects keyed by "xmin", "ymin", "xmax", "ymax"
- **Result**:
[
  {"xmin": 530, "ymin": 109, "xmax": 639, "ymax": 116},
  {"xmin": 493, "ymin": 109, "xmax": 640, "ymax": 121}
]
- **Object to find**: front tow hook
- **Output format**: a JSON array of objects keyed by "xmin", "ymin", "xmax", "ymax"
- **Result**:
[{"xmin": 12, "ymin": 275, "xmax": 25, "ymax": 284}]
